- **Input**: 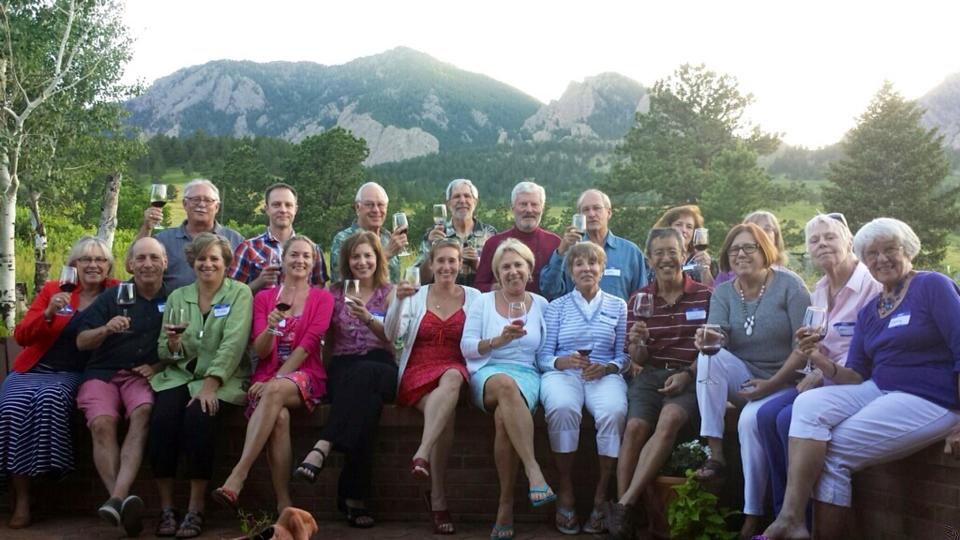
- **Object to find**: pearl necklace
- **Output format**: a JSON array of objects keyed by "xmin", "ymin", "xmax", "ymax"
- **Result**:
[{"xmin": 735, "ymin": 274, "xmax": 769, "ymax": 337}]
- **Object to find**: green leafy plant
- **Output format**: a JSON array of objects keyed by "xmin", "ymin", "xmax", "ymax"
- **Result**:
[
  {"xmin": 660, "ymin": 439, "xmax": 709, "ymax": 477},
  {"xmin": 668, "ymin": 470, "xmax": 738, "ymax": 540},
  {"xmin": 237, "ymin": 509, "xmax": 274, "ymax": 540}
]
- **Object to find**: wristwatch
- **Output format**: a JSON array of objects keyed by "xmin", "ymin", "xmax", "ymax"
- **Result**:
[{"xmin": 605, "ymin": 363, "xmax": 619, "ymax": 375}]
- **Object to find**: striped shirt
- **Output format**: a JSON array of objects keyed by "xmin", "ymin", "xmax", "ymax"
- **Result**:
[
  {"xmin": 627, "ymin": 275, "xmax": 712, "ymax": 368},
  {"xmin": 538, "ymin": 289, "xmax": 628, "ymax": 372}
]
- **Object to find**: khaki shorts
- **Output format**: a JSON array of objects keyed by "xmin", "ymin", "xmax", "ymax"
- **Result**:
[{"xmin": 626, "ymin": 366, "xmax": 699, "ymax": 426}]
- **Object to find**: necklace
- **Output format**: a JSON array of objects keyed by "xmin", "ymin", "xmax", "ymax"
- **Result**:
[
  {"xmin": 735, "ymin": 274, "xmax": 769, "ymax": 337},
  {"xmin": 877, "ymin": 271, "xmax": 913, "ymax": 316},
  {"xmin": 499, "ymin": 289, "xmax": 526, "ymax": 305}
]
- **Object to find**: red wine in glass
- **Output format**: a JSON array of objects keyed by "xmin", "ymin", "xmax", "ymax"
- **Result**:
[
  {"xmin": 275, "ymin": 302, "xmax": 292, "ymax": 312},
  {"xmin": 511, "ymin": 319, "xmax": 525, "ymax": 327},
  {"xmin": 151, "ymin": 200, "xmax": 167, "ymax": 209},
  {"xmin": 577, "ymin": 348, "xmax": 593, "ymax": 357},
  {"xmin": 172, "ymin": 325, "xmax": 187, "ymax": 335},
  {"xmin": 59, "ymin": 282, "xmax": 77, "ymax": 293},
  {"xmin": 701, "ymin": 345, "xmax": 722, "ymax": 355}
]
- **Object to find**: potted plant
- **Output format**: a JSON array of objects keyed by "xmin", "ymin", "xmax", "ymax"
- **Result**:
[
  {"xmin": 667, "ymin": 470, "xmax": 738, "ymax": 540},
  {"xmin": 643, "ymin": 439, "xmax": 708, "ymax": 539}
]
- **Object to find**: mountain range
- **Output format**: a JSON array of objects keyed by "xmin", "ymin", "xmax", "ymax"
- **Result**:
[
  {"xmin": 125, "ymin": 47, "xmax": 647, "ymax": 165},
  {"xmin": 126, "ymin": 46, "xmax": 960, "ymax": 165}
]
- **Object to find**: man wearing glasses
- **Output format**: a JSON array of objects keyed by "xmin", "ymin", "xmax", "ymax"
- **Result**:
[
  {"xmin": 329, "ymin": 181, "xmax": 407, "ymax": 282},
  {"xmin": 137, "ymin": 179, "xmax": 243, "ymax": 290}
]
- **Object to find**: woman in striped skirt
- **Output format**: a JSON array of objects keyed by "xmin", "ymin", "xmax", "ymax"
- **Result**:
[{"xmin": 0, "ymin": 236, "xmax": 118, "ymax": 529}]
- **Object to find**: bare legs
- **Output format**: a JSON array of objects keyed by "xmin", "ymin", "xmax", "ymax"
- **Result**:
[
  {"xmin": 617, "ymin": 405, "xmax": 689, "ymax": 505},
  {"xmin": 412, "ymin": 370, "xmax": 463, "ymax": 518},
  {"xmin": 762, "ymin": 437, "xmax": 827, "ymax": 539},
  {"xmin": 9, "ymin": 474, "xmax": 31, "ymax": 526},
  {"xmin": 89, "ymin": 404, "xmax": 152, "ymax": 500},
  {"xmin": 483, "ymin": 374, "xmax": 550, "ymax": 530},
  {"xmin": 221, "ymin": 379, "xmax": 302, "ymax": 509}
]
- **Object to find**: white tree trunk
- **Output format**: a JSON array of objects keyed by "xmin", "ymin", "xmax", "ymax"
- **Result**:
[
  {"xmin": 96, "ymin": 172, "xmax": 121, "ymax": 251},
  {"xmin": 0, "ymin": 155, "xmax": 18, "ymax": 330},
  {"xmin": 26, "ymin": 190, "xmax": 49, "ymax": 295}
]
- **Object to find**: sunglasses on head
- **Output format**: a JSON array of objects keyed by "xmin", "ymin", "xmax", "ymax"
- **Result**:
[{"xmin": 827, "ymin": 212, "xmax": 848, "ymax": 228}]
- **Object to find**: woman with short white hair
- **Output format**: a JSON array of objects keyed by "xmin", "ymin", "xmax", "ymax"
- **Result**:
[{"xmin": 761, "ymin": 218, "xmax": 960, "ymax": 540}]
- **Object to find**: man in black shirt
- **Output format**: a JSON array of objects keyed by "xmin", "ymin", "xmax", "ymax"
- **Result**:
[{"xmin": 76, "ymin": 237, "xmax": 168, "ymax": 537}]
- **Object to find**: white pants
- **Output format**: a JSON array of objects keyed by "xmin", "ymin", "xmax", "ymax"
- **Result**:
[
  {"xmin": 696, "ymin": 349, "xmax": 794, "ymax": 516},
  {"xmin": 540, "ymin": 370, "xmax": 627, "ymax": 457},
  {"xmin": 790, "ymin": 380, "xmax": 959, "ymax": 507}
]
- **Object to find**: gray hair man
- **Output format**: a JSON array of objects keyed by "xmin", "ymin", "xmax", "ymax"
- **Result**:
[{"xmin": 329, "ymin": 181, "xmax": 406, "ymax": 282}]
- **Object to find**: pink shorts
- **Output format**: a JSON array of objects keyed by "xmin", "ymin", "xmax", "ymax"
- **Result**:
[{"xmin": 76, "ymin": 370, "xmax": 155, "ymax": 425}]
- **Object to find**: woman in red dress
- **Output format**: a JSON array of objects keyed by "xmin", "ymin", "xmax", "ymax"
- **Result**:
[{"xmin": 384, "ymin": 239, "xmax": 480, "ymax": 535}]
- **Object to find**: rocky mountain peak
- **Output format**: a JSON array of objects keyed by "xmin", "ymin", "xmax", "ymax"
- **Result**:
[{"xmin": 920, "ymin": 72, "xmax": 960, "ymax": 149}]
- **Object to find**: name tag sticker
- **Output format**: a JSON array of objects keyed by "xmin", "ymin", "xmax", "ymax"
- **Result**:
[
  {"xmin": 834, "ymin": 322, "xmax": 855, "ymax": 336},
  {"xmin": 157, "ymin": 302, "xmax": 165, "ymax": 313},
  {"xmin": 685, "ymin": 308, "xmax": 707, "ymax": 321},
  {"xmin": 213, "ymin": 304, "xmax": 231, "ymax": 318},
  {"xmin": 888, "ymin": 312, "xmax": 910, "ymax": 328},
  {"xmin": 604, "ymin": 268, "xmax": 622, "ymax": 277}
]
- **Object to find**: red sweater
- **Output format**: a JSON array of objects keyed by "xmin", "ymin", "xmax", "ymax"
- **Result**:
[
  {"xmin": 473, "ymin": 227, "xmax": 561, "ymax": 295},
  {"xmin": 13, "ymin": 278, "xmax": 120, "ymax": 373}
]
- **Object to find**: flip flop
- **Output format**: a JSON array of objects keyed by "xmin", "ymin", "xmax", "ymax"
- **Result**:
[
  {"xmin": 528, "ymin": 484, "xmax": 557, "ymax": 507},
  {"xmin": 489, "ymin": 523, "xmax": 514, "ymax": 540},
  {"xmin": 554, "ymin": 507, "xmax": 580, "ymax": 535}
]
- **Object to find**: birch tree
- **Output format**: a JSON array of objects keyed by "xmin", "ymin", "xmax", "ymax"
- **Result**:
[{"xmin": 0, "ymin": 0, "xmax": 132, "ymax": 327}]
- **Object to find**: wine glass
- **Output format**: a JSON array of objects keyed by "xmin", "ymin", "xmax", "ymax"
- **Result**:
[
  {"xmin": 632, "ymin": 293, "xmax": 654, "ymax": 345},
  {"xmin": 269, "ymin": 284, "xmax": 292, "ymax": 336},
  {"xmin": 507, "ymin": 301, "xmax": 527, "ymax": 328},
  {"xmin": 404, "ymin": 265, "xmax": 421, "ymax": 289},
  {"xmin": 56, "ymin": 265, "xmax": 78, "ymax": 316},
  {"xmin": 698, "ymin": 323, "xmax": 723, "ymax": 384},
  {"xmin": 116, "ymin": 282, "xmax": 136, "ymax": 333},
  {"xmin": 393, "ymin": 213, "xmax": 410, "ymax": 256},
  {"xmin": 344, "ymin": 279, "xmax": 360, "ymax": 304},
  {"xmin": 150, "ymin": 184, "xmax": 167, "ymax": 229},
  {"xmin": 796, "ymin": 306, "xmax": 828, "ymax": 375},
  {"xmin": 692, "ymin": 228, "xmax": 709, "ymax": 251},
  {"xmin": 433, "ymin": 204, "xmax": 447, "ymax": 227},
  {"xmin": 575, "ymin": 334, "xmax": 594, "ymax": 363},
  {"xmin": 572, "ymin": 213, "xmax": 587, "ymax": 234},
  {"xmin": 165, "ymin": 307, "xmax": 187, "ymax": 360}
]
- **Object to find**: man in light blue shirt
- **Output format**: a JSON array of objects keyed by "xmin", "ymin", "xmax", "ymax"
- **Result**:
[{"xmin": 540, "ymin": 189, "xmax": 649, "ymax": 301}]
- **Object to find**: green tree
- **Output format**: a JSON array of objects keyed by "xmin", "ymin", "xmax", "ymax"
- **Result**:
[
  {"xmin": 604, "ymin": 64, "xmax": 780, "ymax": 246},
  {"xmin": 284, "ymin": 128, "xmax": 369, "ymax": 247},
  {"xmin": 823, "ymin": 82, "xmax": 955, "ymax": 267},
  {"xmin": 216, "ymin": 142, "xmax": 271, "ymax": 227},
  {"xmin": 1, "ymin": 0, "xmax": 134, "ymax": 326}
]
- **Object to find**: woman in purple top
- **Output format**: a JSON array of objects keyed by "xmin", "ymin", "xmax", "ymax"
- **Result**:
[
  {"xmin": 292, "ymin": 231, "xmax": 396, "ymax": 529},
  {"xmin": 761, "ymin": 218, "xmax": 960, "ymax": 540}
]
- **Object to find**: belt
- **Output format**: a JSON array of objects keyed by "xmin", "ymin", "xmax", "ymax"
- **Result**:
[{"xmin": 645, "ymin": 359, "xmax": 691, "ymax": 371}]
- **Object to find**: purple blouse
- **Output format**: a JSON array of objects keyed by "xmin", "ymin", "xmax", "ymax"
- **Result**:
[{"xmin": 331, "ymin": 284, "xmax": 393, "ymax": 357}]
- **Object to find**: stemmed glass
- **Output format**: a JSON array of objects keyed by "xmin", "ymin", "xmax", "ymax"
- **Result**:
[
  {"xmin": 116, "ymin": 282, "xmax": 136, "ymax": 333},
  {"xmin": 632, "ymin": 293, "xmax": 654, "ymax": 345},
  {"xmin": 433, "ymin": 204, "xmax": 447, "ymax": 227},
  {"xmin": 796, "ymin": 306, "xmax": 828, "ymax": 375},
  {"xmin": 393, "ymin": 213, "xmax": 410, "ymax": 256},
  {"xmin": 698, "ymin": 323, "xmax": 723, "ymax": 384},
  {"xmin": 165, "ymin": 307, "xmax": 187, "ymax": 360},
  {"xmin": 404, "ymin": 266, "xmax": 421, "ymax": 290},
  {"xmin": 269, "ymin": 284, "xmax": 292, "ymax": 336},
  {"xmin": 507, "ymin": 301, "xmax": 527, "ymax": 328},
  {"xmin": 150, "ymin": 184, "xmax": 167, "ymax": 229},
  {"xmin": 572, "ymin": 213, "xmax": 587, "ymax": 234},
  {"xmin": 575, "ymin": 334, "xmax": 594, "ymax": 362},
  {"xmin": 692, "ymin": 228, "xmax": 709, "ymax": 252},
  {"xmin": 57, "ymin": 265, "xmax": 78, "ymax": 316}
]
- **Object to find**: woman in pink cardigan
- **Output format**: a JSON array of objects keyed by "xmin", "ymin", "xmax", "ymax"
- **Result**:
[{"xmin": 213, "ymin": 235, "xmax": 334, "ymax": 513}]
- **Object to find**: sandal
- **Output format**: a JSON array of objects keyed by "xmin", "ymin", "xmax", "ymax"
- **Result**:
[
  {"xmin": 411, "ymin": 456, "xmax": 431, "ymax": 479},
  {"xmin": 555, "ymin": 507, "xmax": 580, "ymax": 535},
  {"xmin": 338, "ymin": 498, "xmax": 374, "ymax": 529},
  {"xmin": 605, "ymin": 502, "xmax": 633, "ymax": 540},
  {"xmin": 581, "ymin": 504, "xmax": 607, "ymax": 534},
  {"xmin": 528, "ymin": 484, "xmax": 557, "ymax": 507},
  {"xmin": 423, "ymin": 490, "xmax": 455, "ymax": 535},
  {"xmin": 212, "ymin": 487, "xmax": 240, "ymax": 514},
  {"xmin": 693, "ymin": 458, "xmax": 728, "ymax": 483},
  {"xmin": 155, "ymin": 508, "xmax": 179, "ymax": 537},
  {"xmin": 174, "ymin": 511, "xmax": 203, "ymax": 539},
  {"xmin": 489, "ymin": 523, "xmax": 514, "ymax": 540},
  {"xmin": 293, "ymin": 446, "xmax": 327, "ymax": 484}
]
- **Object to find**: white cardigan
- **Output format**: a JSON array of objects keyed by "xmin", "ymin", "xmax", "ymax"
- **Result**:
[
  {"xmin": 460, "ymin": 291, "xmax": 549, "ymax": 375},
  {"xmin": 384, "ymin": 284, "xmax": 481, "ymax": 385}
]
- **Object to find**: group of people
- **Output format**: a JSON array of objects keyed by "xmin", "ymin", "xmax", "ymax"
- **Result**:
[{"xmin": 0, "ymin": 175, "xmax": 957, "ymax": 540}]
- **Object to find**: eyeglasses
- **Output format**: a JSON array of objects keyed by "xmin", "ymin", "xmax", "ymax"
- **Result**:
[
  {"xmin": 863, "ymin": 245, "xmax": 903, "ymax": 262},
  {"xmin": 651, "ymin": 248, "xmax": 682, "ymax": 258},
  {"xmin": 827, "ymin": 212, "xmax": 848, "ymax": 228},
  {"xmin": 359, "ymin": 201, "xmax": 387, "ymax": 211},
  {"xmin": 728, "ymin": 243, "xmax": 760, "ymax": 256},
  {"xmin": 185, "ymin": 196, "xmax": 218, "ymax": 206},
  {"xmin": 77, "ymin": 256, "xmax": 110, "ymax": 264}
]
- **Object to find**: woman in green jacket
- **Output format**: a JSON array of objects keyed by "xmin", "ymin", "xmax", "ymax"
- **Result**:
[{"xmin": 149, "ymin": 233, "xmax": 252, "ymax": 538}]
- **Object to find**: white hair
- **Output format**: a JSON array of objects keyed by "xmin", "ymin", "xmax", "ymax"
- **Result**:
[
  {"xmin": 805, "ymin": 214, "xmax": 853, "ymax": 253},
  {"xmin": 354, "ymin": 181, "xmax": 389, "ymax": 204},
  {"xmin": 446, "ymin": 178, "xmax": 479, "ymax": 201},
  {"xmin": 511, "ymin": 181, "xmax": 545, "ymax": 206},
  {"xmin": 67, "ymin": 236, "xmax": 114, "ymax": 269},
  {"xmin": 576, "ymin": 189, "xmax": 611, "ymax": 210},
  {"xmin": 183, "ymin": 179, "xmax": 220, "ymax": 201},
  {"xmin": 853, "ymin": 217, "xmax": 921, "ymax": 260}
]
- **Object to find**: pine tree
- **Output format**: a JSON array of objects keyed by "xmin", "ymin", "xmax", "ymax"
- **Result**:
[{"xmin": 823, "ymin": 82, "xmax": 955, "ymax": 267}]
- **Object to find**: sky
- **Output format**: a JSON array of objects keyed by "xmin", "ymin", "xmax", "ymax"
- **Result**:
[{"xmin": 121, "ymin": 0, "xmax": 960, "ymax": 148}]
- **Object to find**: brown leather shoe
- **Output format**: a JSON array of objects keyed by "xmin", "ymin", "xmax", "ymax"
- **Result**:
[{"xmin": 605, "ymin": 501, "xmax": 634, "ymax": 540}]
